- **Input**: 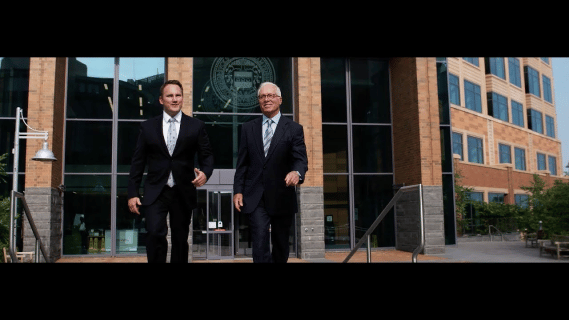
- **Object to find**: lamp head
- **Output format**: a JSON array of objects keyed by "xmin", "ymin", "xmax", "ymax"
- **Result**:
[{"xmin": 32, "ymin": 140, "xmax": 57, "ymax": 162}]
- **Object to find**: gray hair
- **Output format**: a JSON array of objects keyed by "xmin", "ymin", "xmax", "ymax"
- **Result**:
[{"xmin": 257, "ymin": 82, "xmax": 281, "ymax": 97}]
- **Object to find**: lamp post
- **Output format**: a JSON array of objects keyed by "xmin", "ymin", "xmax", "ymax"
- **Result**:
[{"xmin": 9, "ymin": 107, "xmax": 56, "ymax": 257}]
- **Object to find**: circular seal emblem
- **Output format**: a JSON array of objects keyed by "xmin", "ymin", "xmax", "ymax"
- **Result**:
[{"xmin": 210, "ymin": 57, "xmax": 275, "ymax": 111}]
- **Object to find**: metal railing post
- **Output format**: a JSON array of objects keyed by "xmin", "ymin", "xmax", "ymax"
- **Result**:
[{"xmin": 343, "ymin": 184, "xmax": 425, "ymax": 263}]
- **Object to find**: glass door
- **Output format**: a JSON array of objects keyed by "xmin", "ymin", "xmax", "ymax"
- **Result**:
[{"xmin": 193, "ymin": 189, "xmax": 234, "ymax": 260}]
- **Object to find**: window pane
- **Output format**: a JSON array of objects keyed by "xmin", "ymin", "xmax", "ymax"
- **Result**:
[
  {"xmin": 449, "ymin": 73, "xmax": 460, "ymax": 105},
  {"xmin": 116, "ymin": 175, "xmax": 146, "ymax": 254},
  {"xmin": 63, "ymin": 175, "xmax": 111, "ymax": 255},
  {"xmin": 67, "ymin": 58, "xmax": 115, "ymax": 119},
  {"xmin": 488, "ymin": 193, "xmax": 504, "ymax": 203},
  {"xmin": 352, "ymin": 125, "xmax": 392, "ymax": 173},
  {"xmin": 117, "ymin": 121, "xmax": 145, "ymax": 173},
  {"xmin": 193, "ymin": 57, "xmax": 292, "ymax": 115},
  {"xmin": 0, "ymin": 57, "xmax": 30, "ymax": 117},
  {"xmin": 514, "ymin": 147, "xmax": 526, "ymax": 170},
  {"xmin": 353, "ymin": 175, "xmax": 395, "ymax": 247},
  {"xmin": 452, "ymin": 132, "xmax": 463, "ymax": 160},
  {"xmin": 65, "ymin": 120, "xmax": 112, "ymax": 173},
  {"xmin": 321, "ymin": 58, "xmax": 347, "ymax": 123},
  {"xmin": 323, "ymin": 125, "xmax": 348, "ymax": 173},
  {"xmin": 464, "ymin": 80, "xmax": 481, "ymax": 112},
  {"xmin": 194, "ymin": 114, "xmax": 251, "ymax": 169},
  {"xmin": 548, "ymin": 156, "xmax": 557, "ymax": 175},
  {"xmin": 350, "ymin": 59, "xmax": 390, "ymax": 124},
  {"xmin": 324, "ymin": 175, "xmax": 350, "ymax": 249},
  {"xmin": 467, "ymin": 136, "xmax": 483, "ymax": 164},
  {"xmin": 499, "ymin": 144, "xmax": 511, "ymax": 163},
  {"xmin": 118, "ymin": 57, "xmax": 165, "ymax": 120},
  {"xmin": 440, "ymin": 127, "xmax": 452, "ymax": 173}
]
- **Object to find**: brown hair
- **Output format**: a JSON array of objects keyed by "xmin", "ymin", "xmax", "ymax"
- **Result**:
[{"xmin": 160, "ymin": 80, "xmax": 183, "ymax": 96}]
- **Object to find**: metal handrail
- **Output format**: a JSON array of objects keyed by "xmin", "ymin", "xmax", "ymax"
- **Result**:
[
  {"xmin": 488, "ymin": 225, "xmax": 504, "ymax": 242},
  {"xmin": 343, "ymin": 184, "xmax": 425, "ymax": 263},
  {"xmin": 10, "ymin": 191, "xmax": 50, "ymax": 263}
]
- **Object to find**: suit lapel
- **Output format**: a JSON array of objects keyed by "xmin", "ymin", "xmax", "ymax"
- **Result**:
[
  {"xmin": 252, "ymin": 117, "xmax": 264, "ymax": 159},
  {"xmin": 154, "ymin": 115, "xmax": 170, "ymax": 156},
  {"xmin": 264, "ymin": 116, "xmax": 288, "ymax": 163},
  {"xmin": 173, "ymin": 114, "xmax": 190, "ymax": 156}
]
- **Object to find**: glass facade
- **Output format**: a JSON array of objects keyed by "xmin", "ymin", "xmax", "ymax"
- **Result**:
[
  {"xmin": 321, "ymin": 58, "xmax": 394, "ymax": 250},
  {"xmin": 63, "ymin": 57, "xmax": 165, "ymax": 255},
  {"xmin": 192, "ymin": 57, "xmax": 295, "ymax": 258},
  {"xmin": 0, "ymin": 58, "xmax": 29, "ymax": 252}
]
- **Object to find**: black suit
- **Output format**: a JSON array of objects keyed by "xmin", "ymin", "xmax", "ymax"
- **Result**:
[
  {"xmin": 128, "ymin": 112, "xmax": 213, "ymax": 262},
  {"xmin": 234, "ymin": 115, "xmax": 308, "ymax": 262}
]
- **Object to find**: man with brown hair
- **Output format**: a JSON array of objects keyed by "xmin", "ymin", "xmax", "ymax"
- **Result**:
[{"xmin": 128, "ymin": 80, "xmax": 214, "ymax": 263}]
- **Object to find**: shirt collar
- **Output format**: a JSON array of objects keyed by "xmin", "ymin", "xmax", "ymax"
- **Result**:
[
  {"xmin": 163, "ymin": 110, "xmax": 182, "ymax": 123},
  {"xmin": 262, "ymin": 111, "xmax": 281, "ymax": 125}
]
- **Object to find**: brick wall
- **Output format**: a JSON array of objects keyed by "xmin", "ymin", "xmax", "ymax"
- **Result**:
[
  {"xmin": 25, "ymin": 57, "xmax": 65, "ymax": 189},
  {"xmin": 390, "ymin": 57, "xmax": 442, "ymax": 186}
]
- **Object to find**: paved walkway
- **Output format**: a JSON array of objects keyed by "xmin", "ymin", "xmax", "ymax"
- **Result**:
[
  {"xmin": 54, "ymin": 240, "xmax": 569, "ymax": 263},
  {"xmin": 431, "ymin": 240, "xmax": 569, "ymax": 263}
]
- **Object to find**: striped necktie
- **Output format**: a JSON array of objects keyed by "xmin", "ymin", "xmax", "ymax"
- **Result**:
[
  {"xmin": 263, "ymin": 119, "xmax": 274, "ymax": 157},
  {"xmin": 167, "ymin": 118, "xmax": 177, "ymax": 187}
]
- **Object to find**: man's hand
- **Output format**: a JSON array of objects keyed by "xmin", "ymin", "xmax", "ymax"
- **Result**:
[
  {"xmin": 192, "ymin": 168, "xmax": 207, "ymax": 187},
  {"xmin": 285, "ymin": 171, "xmax": 300, "ymax": 187},
  {"xmin": 128, "ymin": 197, "xmax": 142, "ymax": 215},
  {"xmin": 233, "ymin": 193, "xmax": 243, "ymax": 212}
]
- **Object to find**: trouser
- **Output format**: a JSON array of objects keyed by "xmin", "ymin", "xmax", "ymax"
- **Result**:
[
  {"xmin": 249, "ymin": 197, "xmax": 294, "ymax": 263},
  {"xmin": 143, "ymin": 185, "xmax": 191, "ymax": 263}
]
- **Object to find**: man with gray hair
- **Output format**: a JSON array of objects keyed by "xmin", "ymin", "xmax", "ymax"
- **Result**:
[{"xmin": 233, "ymin": 82, "xmax": 308, "ymax": 263}]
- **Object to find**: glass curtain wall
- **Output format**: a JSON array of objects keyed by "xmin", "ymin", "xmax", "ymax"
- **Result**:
[
  {"xmin": 436, "ymin": 57, "xmax": 457, "ymax": 245},
  {"xmin": 0, "ymin": 58, "xmax": 29, "ymax": 254},
  {"xmin": 63, "ymin": 57, "xmax": 165, "ymax": 255},
  {"xmin": 321, "ymin": 58, "xmax": 394, "ymax": 250},
  {"xmin": 192, "ymin": 57, "xmax": 295, "ymax": 257}
]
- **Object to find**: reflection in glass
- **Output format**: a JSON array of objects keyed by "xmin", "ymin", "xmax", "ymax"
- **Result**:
[
  {"xmin": 321, "ymin": 58, "xmax": 347, "ymax": 123},
  {"xmin": 0, "ymin": 119, "xmax": 26, "ymax": 172},
  {"xmin": 65, "ymin": 121, "xmax": 112, "ymax": 173},
  {"xmin": 352, "ymin": 125, "xmax": 392, "ymax": 173},
  {"xmin": 63, "ymin": 175, "xmax": 111, "ymax": 255},
  {"xmin": 67, "ymin": 58, "xmax": 114, "ymax": 119},
  {"xmin": 350, "ymin": 59, "xmax": 390, "ymax": 124},
  {"xmin": 322, "ymin": 124, "xmax": 348, "ymax": 173},
  {"xmin": 0, "ymin": 57, "xmax": 30, "ymax": 117},
  {"xmin": 117, "ymin": 121, "xmax": 145, "ymax": 173},
  {"xmin": 324, "ymin": 175, "xmax": 350, "ymax": 249},
  {"xmin": 193, "ymin": 114, "xmax": 249, "ymax": 169},
  {"xmin": 193, "ymin": 57, "xmax": 293, "ymax": 115},
  {"xmin": 118, "ymin": 58, "xmax": 165, "ymax": 120},
  {"xmin": 116, "ymin": 175, "xmax": 146, "ymax": 254},
  {"xmin": 353, "ymin": 175, "xmax": 394, "ymax": 248}
]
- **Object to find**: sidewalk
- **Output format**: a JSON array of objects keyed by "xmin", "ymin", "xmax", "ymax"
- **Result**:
[
  {"xmin": 55, "ymin": 240, "xmax": 569, "ymax": 263},
  {"xmin": 431, "ymin": 240, "xmax": 569, "ymax": 263}
]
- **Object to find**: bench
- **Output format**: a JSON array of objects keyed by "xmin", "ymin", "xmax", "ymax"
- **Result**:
[
  {"xmin": 525, "ymin": 230, "xmax": 545, "ymax": 248},
  {"xmin": 539, "ymin": 235, "xmax": 569, "ymax": 260}
]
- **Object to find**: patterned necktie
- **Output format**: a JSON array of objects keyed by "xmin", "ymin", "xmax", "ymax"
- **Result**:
[
  {"xmin": 167, "ymin": 118, "xmax": 177, "ymax": 187},
  {"xmin": 263, "ymin": 119, "xmax": 274, "ymax": 157}
]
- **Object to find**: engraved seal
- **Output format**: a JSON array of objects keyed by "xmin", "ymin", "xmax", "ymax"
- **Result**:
[{"xmin": 210, "ymin": 57, "xmax": 275, "ymax": 111}]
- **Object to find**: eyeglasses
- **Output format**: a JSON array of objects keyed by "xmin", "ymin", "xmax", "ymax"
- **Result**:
[{"xmin": 258, "ymin": 93, "xmax": 280, "ymax": 100}]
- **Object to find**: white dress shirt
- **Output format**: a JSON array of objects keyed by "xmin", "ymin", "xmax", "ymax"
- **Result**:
[{"xmin": 163, "ymin": 110, "xmax": 182, "ymax": 147}]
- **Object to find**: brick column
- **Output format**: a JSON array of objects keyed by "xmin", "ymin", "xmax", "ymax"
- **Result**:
[
  {"xmin": 165, "ymin": 57, "xmax": 194, "ymax": 261},
  {"xmin": 295, "ymin": 58, "xmax": 325, "ymax": 260},
  {"xmin": 390, "ymin": 57, "xmax": 445, "ymax": 255},
  {"xmin": 23, "ymin": 58, "xmax": 66, "ymax": 262}
]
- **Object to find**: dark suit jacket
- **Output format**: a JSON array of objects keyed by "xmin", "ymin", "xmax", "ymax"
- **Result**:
[
  {"xmin": 128, "ymin": 112, "xmax": 214, "ymax": 211},
  {"xmin": 234, "ymin": 115, "xmax": 308, "ymax": 216}
]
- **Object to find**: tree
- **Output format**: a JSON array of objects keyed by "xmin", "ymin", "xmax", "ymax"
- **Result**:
[
  {"xmin": 0, "ymin": 153, "xmax": 9, "ymax": 262},
  {"xmin": 518, "ymin": 174, "xmax": 569, "ymax": 237}
]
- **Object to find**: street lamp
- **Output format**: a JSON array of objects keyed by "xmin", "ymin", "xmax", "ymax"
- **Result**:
[{"xmin": 9, "ymin": 107, "xmax": 56, "ymax": 259}]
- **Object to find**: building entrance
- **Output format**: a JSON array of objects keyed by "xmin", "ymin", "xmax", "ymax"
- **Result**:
[{"xmin": 193, "ymin": 169, "xmax": 253, "ymax": 260}]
